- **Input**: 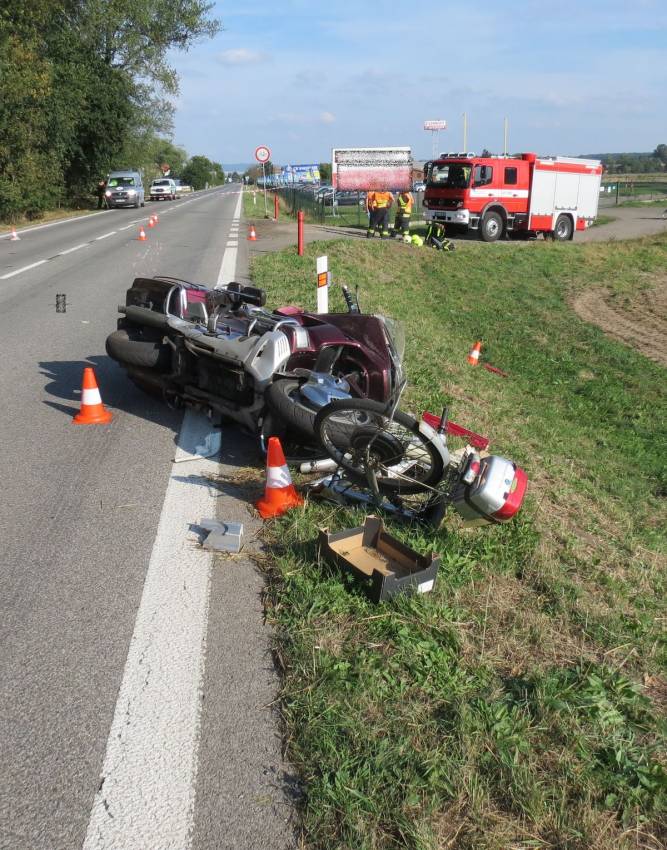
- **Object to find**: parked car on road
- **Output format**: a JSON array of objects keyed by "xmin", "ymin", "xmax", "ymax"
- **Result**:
[
  {"xmin": 105, "ymin": 171, "xmax": 145, "ymax": 208},
  {"xmin": 320, "ymin": 190, "xmax": 366, "ymax": 207},
  {"xmin": 150, "ymin": 178, "xmax": 179, "ymax": 201},
  {"xmin": 412, "ymin": 181, "xmax": 426, "ymax": 192}
]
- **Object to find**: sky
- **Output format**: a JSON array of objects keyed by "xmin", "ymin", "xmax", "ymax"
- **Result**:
[{"xmin": 169, "ymin": 0, "xmax": 667, "ymax": 167}]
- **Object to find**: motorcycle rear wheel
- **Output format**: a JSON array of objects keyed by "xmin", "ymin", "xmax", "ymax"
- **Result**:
[
  {"xmin": 314, "ymin": 398, "xmax": 444, "ymax": 494},
  {"xmin": 106, "ymin": 325, "xmax": 171, "ymax": 371}
]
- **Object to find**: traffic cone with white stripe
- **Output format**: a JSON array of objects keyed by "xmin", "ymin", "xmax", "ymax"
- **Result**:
[
  {"xmin": 72, "ymin": 367, "xmax": 113, "ymax": 425},
  {"xmin": 138, "ymin": 226, "xmax": 147, "ymax": 241},
  {"xmin": 152, "ymin": 212, "xmax": 159, "ymax": 224},
  {"xmin": 255, "ymin": 436, "xmax": 303, "ymax": 518},
  {"xmin": 248, "ymin": 224, "xmax": 257, "ymax": 241},
  {"xmin": 10, "ymin": 227, "xmax": 20, "ymax": 241},
  {"xmin": 467, "ymin": 340, "xmax": 482, "ymax": 366},
  {"xmin": 148, "ymin": 215, "xmax": 155, "ymax": 228}
]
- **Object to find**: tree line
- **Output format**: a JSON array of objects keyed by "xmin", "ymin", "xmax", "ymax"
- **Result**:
[
  {"xmin": 0, "ymin": 0, "xmax": 222, "ymax": 221},
  {"xmin": 588, "ymin": 145, "xmax": 667, "ymax": 175}
]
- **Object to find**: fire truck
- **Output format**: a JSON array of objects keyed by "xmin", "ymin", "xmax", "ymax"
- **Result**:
[{"xmin": 423, "ymin": 152, "xmax": 603, "ymax": 241}]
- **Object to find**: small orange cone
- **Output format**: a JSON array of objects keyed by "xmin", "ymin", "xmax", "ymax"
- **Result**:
[
  {"xmin": 10, "ymin": 227, "xmax": 20, "ymax": 241},
  {"xmin": 256, "ymin": 436, "xmax": 303, "ymax": 518},
  {"xmin": 148, "ymin": 216, "xmax": 155, "ymax": 228},
  {"xmin": 467, "ymin": 340, "xmax": 482, "ymax": 366},
  {"xmin": 138, "ymin": 226, "xmax": 147, "ymax": 241},
  {"xmin": 248, "ymin": 224, "xmax": 257, "ymax": 241},
  {"xmin": 153, "ymin": 213, "xmax": 159, "ymax": 224},
  {"xmin": 72, "ymin": 367, "xmax": 113, "ymax": 425}
]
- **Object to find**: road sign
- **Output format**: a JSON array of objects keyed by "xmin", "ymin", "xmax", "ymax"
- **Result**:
[
  {"xmin": 161, "ymin": 163, "xmax": 171, "ymax": 174},
  {"xmin": 255, "ymin": 146, "xmax": 271, "ymax": 164}
]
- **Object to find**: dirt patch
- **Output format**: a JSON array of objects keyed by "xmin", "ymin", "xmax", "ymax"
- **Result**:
[{"xmin": 572, "ymin": 278, "xmax": 667, "ymax": 367}]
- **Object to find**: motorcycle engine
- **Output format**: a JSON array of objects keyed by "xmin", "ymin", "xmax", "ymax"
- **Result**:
[{"xmin": 195, "ymin": 358, "xmax": 254, "ymax": 404}]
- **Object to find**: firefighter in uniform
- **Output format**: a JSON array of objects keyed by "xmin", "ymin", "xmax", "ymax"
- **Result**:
[
  {"xmin": 425, "ymin": 221, "xmax": 455, "ymax": 251},
  {"xmin": 392, "ymin": 190, "xmax": 414, "ymax": 237},
  {"xmin": 366, "ymin": 189, "xmax": 394, "ymax": 238}
]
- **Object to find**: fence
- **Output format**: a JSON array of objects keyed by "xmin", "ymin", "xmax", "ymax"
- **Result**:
[
  {"xmin": 274, "ymin": 186, "xmax": 427, "ymax": 229},
  {"xmin": 599, "ymin": 175, "xmax": 667, "ymax": 207}
]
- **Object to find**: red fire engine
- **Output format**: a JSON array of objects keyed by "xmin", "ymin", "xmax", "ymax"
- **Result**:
[{"xmin": 423, "ymin": 152, "xmax": 603, "ymax": 241}]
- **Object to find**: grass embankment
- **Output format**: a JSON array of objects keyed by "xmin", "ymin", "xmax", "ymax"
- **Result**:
[{"xmin": 251, "ymin": 234, "xmax": 667, "ymax": 849}]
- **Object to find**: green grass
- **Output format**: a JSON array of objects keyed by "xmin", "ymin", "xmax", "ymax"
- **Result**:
[
  {"xmin": 251, "ymin": 234, "xmax": 667, "ymax": 849},
  {"xmin": 590, "ymin": 214, "xmax": 617, "ymax": 227}
]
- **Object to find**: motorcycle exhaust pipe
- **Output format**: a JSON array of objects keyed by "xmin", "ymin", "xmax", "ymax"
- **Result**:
[{"xmin": 300, "ymin": 458, "xmax": 338, "ymax": 474}]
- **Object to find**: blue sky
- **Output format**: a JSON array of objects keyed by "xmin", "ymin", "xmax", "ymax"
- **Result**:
[{"xmin": 169, "ymin": 0, "xmax": 667, "ymax": 166}]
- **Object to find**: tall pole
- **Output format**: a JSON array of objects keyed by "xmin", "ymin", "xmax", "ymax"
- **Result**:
[
  {"xmin": 503, "ymin": 117, "xmax": 509, "ymax": 156},
  {"xmin": 462, "ymin": 112, "xmax": 468, "ymax": 153},
  {"xmin": 262, "ymin": 163, "xmax": 268, "ymax": 217}
]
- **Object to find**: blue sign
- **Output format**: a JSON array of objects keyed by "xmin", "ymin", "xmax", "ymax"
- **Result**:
[{"xmin": 281, "ymin": 163, "xmax": 321, "ymax": 184}]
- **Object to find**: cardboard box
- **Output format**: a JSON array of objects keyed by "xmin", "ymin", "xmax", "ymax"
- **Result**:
[{"xmin": 318, "ymin": 515, "xmax": 440, "ymax": 603}]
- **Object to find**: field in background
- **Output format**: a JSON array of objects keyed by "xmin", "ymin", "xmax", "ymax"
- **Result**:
[{"xmin": 250, "ymin": 233, "xmax": 666, "ymax": 850}]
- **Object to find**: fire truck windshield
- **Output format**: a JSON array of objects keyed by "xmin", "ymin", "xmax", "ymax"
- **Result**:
[{"xmin": 428, "ymin": 163, "xmax": 471, "ymax": 189}]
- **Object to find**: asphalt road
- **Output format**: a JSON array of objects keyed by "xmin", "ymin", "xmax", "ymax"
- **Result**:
[{"xmin": 0, "ymin": 189, "xmax": 295, "ymax": 849}]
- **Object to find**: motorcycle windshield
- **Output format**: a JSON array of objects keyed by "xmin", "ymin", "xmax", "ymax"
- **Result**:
[{"xmin": 381, "ymin": 316, "xmax": 406, "ymax": 363}]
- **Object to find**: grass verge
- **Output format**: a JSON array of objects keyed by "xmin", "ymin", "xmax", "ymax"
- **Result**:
[{"xmin": 252, "ymin": 234, "xmax": 667, "ymax": 849}]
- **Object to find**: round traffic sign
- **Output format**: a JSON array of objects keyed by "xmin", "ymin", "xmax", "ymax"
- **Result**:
[{"xmin": 255, "ymin": 145, "xmax": 271, "ymax": 164}]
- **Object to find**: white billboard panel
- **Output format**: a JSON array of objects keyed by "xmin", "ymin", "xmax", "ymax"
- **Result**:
[
  {"xmin": 332, "ymin": 147, "xmax": 412, "ymax": 191},
  {"xmin": 424, "ymin": 120, "xmax": 447, "ymax": 130}
]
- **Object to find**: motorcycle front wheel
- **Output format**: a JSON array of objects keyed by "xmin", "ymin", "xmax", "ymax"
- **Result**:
[
  {"xmin": 265, "ymin": 378, "xmax": 320, "ymax": 437},
  {"xmin": 314, "ymin": 398, "xmax": 444, "ymax": 494}
]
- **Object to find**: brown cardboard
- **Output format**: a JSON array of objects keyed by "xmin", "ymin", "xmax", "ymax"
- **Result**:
[{"xmin": 318, "ymin": 515, "xmax": 440, "ymax": 602}]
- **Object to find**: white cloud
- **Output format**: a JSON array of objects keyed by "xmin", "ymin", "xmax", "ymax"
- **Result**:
[
  {"xmin": 216, "ymin": 48, "xmax": 269, "ymax": 65},
  {"xmin": 320, "ymin": 111, "xmax": 335, "ymax": 124}
]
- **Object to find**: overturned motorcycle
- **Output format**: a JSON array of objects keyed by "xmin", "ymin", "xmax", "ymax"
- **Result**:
[{"xmin": 106, "ymin": 276, "xmax": 527, "ymax": 527}]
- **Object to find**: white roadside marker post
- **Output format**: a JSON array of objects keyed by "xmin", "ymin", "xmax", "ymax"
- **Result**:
[{"xmin": 316, "ymin": 255, "xmax": 329, "ymax": 314}]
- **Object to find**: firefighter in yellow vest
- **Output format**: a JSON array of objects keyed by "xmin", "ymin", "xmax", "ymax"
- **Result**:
[
  {"xmin": 366, "ymin": 189, "xmax": 394, "ymax": 238},
  {"xmin": 392, "ymin": 190, "xmax": 414, "ymax": 237}
]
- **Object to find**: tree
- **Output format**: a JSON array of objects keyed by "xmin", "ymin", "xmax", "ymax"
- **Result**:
[
  {"xmin": 654, "ymin": 144, "xmax": 667, "ymax": 168},
  {"xmin": 181, "ymin": 155, "xmax": 224, "ymax": 190},
  {"xmin": 0, "ymin": 0, "xmax": 221, "ymax": 219},
  {"xmin": 319, "ymin": 162, "xmax": 332, "ymax": 182}
]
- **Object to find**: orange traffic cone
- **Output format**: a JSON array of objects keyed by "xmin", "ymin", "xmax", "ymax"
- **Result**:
[
  {"xmin": 72, "ymin": 367, "xmax": 113, "ymax": 425},
  {"xmin": 10, "ymin": 227, "xmax": 20, "ymax": 241},
  {"xmin": 148, "ymin": 216, "xmax": 155, "ymax": 228},
  {"xmin": 138, "ymin": 226, "xmax": 147, "ymax": 241},
  {"xmin": 467, "ymin": 340, "xmax": 482, "ymax": 366},
  {"xmin": 248, "ymin": 224, "xmax": 257, "ymax": 241},
  {"xmin": 153, "ymin": 213, "xmax": 159, "ymax": 224},
  {"xmin": 255, "ymin": 436, "xmax": 303, "ymax": 518}
]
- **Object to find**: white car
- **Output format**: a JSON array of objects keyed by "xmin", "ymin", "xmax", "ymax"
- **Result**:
[{"xmin": 150, "ymin": 178, "xmax": 179, "ymax": 201}]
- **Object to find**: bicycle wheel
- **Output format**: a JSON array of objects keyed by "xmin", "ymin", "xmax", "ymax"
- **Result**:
[{"xmin": 314, "ymin": 398, "xmax": 444, "ymax": 494}]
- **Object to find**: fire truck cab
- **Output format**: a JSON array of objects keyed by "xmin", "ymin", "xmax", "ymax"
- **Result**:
[{"xmin": 423, "ymin": 152, "xmax": 603, "ymax": 241}]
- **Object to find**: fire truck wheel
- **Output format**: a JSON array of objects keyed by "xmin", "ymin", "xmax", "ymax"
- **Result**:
[
  {"xmin": 480, "ymin": 211, "xmax": 503, "ymax": 242},
  {"xmin": 553, "ymin": 215, "xmax": 574, "ymax": 241}
]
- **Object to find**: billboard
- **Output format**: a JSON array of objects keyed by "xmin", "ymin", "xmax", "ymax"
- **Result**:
[
  {"xmin": 423, "ymin": 120, "xmax": 447, "ymax": 131},
  {"xmin": 281, "ymin": 163, "xmax": 321, "ymax": 184},
  {"xmin": 332, "ymin": 147, "xmax": 412, "ymax": 191}
]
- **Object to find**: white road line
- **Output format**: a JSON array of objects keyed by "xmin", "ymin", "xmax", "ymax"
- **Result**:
[
  {"xmin": 118, "ymin": 224, "xmax": 134, "ymax": 231},
  {"xmin": 59, "ymin": 243, "xmax": 88, "ymax": 255},
  {"xmin": 0, "ymin": 210, "xmax": 108, "ymax": 240},
  {"xmin": 95, "ymin": 232, "xmax": 117, "ymax": 241},
  {"xmin": 82, "ymin": 412, "xmax": 219, "ymax": 850},
  {"xmin": 216, "ymin": 190, "xmax": 243, "ymax": 288},
  {"xmin": 226, "ymin": 241, "xmax": 239, "ymax": 247},
  {"xmin": 0, "ymin": 260, "xmax": 47, "ymax": 279},
  {"xmin": 83, "ymin": 190, "xmax": 240, "ymax": 849}
]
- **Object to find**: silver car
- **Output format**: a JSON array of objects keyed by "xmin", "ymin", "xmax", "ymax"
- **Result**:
[
  {"xmin": 150, "ymin": 178, "xmax": 179, "ymax": 201},
  {"xmin": 105, "ymin": 171, "xmax": 145, "ymax": 208}
]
